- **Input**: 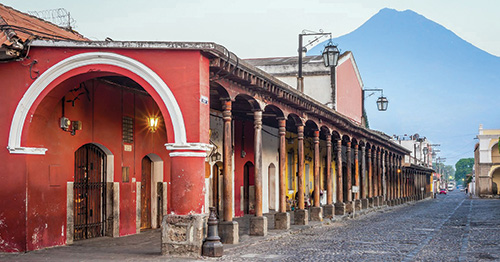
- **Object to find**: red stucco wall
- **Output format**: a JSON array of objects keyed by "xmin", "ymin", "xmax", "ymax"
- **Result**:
[
  {"xmin": 336, "ymin": 56, "xmax": 362, "ymax": 124},
  {"xmin": 233, "ymin": 119, "xmax": 256, "ymax": 217}
]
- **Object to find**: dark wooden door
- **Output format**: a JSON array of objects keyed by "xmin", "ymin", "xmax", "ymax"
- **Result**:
[
  {"xmin": 74, "ymin": 144, "xmax": 106, "ymax": 240},
  {"xmin": 141, "ymin": 156, "xmax": 152, "ymax": 229}
]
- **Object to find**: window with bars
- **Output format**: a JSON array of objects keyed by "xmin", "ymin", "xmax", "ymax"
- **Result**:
[{"xmin": 123, "ymin": 116, "xmax": 134, "ymax": 143}]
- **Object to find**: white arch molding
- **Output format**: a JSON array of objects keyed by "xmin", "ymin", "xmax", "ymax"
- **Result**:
[{"xmin": 7, "ymin": 52, "xmax": 210, "ymax": 155}]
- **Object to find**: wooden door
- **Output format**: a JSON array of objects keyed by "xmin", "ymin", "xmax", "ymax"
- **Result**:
[{"xmin": 141, "ymin": 156, "xmax": 152, "ymax": 229}]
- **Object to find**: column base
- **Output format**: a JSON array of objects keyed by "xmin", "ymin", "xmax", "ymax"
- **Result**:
[
  {"xmin": 310, "ymin": 206, "xmax": 323, "ymax": 221},
  {"xmin": 345, "ymin": 201, "xmax": 354, "ymax": 213},
  {"xmin": 250, "ymin": 216, "xmax": 268, "ymax": 236},
  {"xmin": 361, "ymin": 199, "xmax": 369, "ymax": 209},
  {"xmin": 219, "ymin": 221, "xmax": 239, "ymax": 244},
  {"xmin": 368, "ymin": 198, "xmax": 374, "ymax": 208},
  {"xmin": 354, "ymin": 200, "xmax": 362, "ymax": 211},
  {"xmin": 161, "ymin": 214, "xmax": 206, "ymax": 258},
  {"xmin": 323, "ymin": 204, "xmax": 335, "ymax": 219},
  {"xmin": 274, "ymin": 212, "xmax": 290, "ymax": 230},
  {"xmin": 335, "ymin": 202, "xmax": 346, "ymax": 216},
  {"xmin": 373, "ymin": 197, "xmax": 380, "ymax": 207},
  {"xmin": 294, "ymin": 209, "xmax": 308, "ymax": 225}
]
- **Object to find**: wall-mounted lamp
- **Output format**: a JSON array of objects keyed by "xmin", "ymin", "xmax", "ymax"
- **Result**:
[
  {"xmin": 147, "ymin": 116, "xmax": 159, "ymax": 133},
  {"xmin": 60, "ymin": 116, "xmax": 82, "ymax": 136},
  {"xmin": 211, "ymin": 152, "xmax": 222, "ymax": 162}
]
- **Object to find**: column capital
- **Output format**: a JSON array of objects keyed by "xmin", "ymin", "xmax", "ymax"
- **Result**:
[{"xmin": 166, "ymin": 143, "xmax": 213, "ymax": 157}]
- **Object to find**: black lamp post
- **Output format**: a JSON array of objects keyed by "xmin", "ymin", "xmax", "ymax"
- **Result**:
[{"xmin": 297, "ymin": 30, "xmax": 339, "ymax": 93}]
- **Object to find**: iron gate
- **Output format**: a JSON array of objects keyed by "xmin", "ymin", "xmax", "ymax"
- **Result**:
[{"xmin": 74, "ymin": 144, "xmax": 107, "ymax": 240}]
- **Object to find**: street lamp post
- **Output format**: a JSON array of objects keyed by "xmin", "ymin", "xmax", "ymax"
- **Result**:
[{"xmin": 297, "ymin": 30, "xmax": 339, "ymax": 94}]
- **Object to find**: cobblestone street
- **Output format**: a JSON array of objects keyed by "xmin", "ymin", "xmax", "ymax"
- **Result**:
[
  {"xmin": 221, "ymin": 192, "xmax": 500, "ymax": 262},
  {"xmin": 1, "ymin": 192, "xmax": 499, "ymax": 261}
]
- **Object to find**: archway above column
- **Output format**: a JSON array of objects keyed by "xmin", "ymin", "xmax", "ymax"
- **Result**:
[{"xmin": 8, "ymin": 52, "xmax": 187, "ymax": 155}]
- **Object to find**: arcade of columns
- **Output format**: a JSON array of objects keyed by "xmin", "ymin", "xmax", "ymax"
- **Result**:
[
  {"xmin": 213, "ymin": 96, "xmax": 432, "ymax": 244},
  {"xmin": 208, "ymin": 57, "xmax": 433, "ymax": 244}
]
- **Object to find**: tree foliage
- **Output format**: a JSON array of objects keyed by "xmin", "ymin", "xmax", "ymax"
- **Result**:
[
  {"xmin": 433, "ymin": 163, "xmax": 455, "ymax": 178},
  {"xmin": 455, "ymin": 158, "xmax": 474, "ymax": 183}
]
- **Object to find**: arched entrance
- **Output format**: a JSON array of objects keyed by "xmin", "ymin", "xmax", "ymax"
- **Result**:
[
  {"xmin": 74, "ymin": 144, "xmax": 107, "ymax": 240},
  {"xmin": 212, "ymin": 161, "xmax": 223, "ymax": 216},
  {"xmin": 141, "ymin": 156, "xmax": 152, "ymax": 229},
  {"xmin": 491, "ymin": 167, "xmax": 500, "ymax": 195},
  {"xmin": 244, "ymin": 161, "xmax": 255, "ymax": 214}
]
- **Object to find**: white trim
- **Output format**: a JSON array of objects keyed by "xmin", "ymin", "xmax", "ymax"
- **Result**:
[
  {"xmin": 169, "ymin": 152, "xmax": 207, "ymax": 157},
  {"xmin": 165, "ymin": 142, "xmax": 213, "ymax": 152},
  {"xmin": 8, "ymin": 52, "xmax": 187, "ymax": 154},
  {"xmin": 8, "ymin": 147, "xmax": 48, "ymax": 154}
]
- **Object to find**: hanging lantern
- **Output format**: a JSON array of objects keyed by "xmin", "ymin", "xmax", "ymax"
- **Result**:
[
  {"xmin": 322, "ymin": 43, "xmax": 340, "ymax": 67},
  {"xmin": 376, "ymin": 96, "xmax": 389, "ymax": 111}
]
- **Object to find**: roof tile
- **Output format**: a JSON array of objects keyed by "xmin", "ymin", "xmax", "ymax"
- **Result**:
[{"xmin": 0, "ymin": 3, "xmax": 87, "ymax": 49}]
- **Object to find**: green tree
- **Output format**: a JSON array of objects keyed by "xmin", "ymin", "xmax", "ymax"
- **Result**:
[{"xmin": 455, "ymin": 158, "xmax": 474, "ymax": 183}]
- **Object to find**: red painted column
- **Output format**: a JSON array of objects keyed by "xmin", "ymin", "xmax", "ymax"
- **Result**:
[
  {"xmin": 278, "ymin": 118, "xmax": 286, "ymax": 213},
  {"xmin": 313, "ymin": 130, "xmax": 320, "ymax": 207},
  {"xmin": 297, "ymin": 124, "xmax": 305, "ymax": 210},
  {"xmin": 222, "ymin": 100, "xmax": 233, "ymax": 222},
  {"xmin": 326, "ymin": 135, "xmax": 333, "ymax": 205},
  {"xmin": 170, "ymin": 155, "xmax": 206, "ymax": 215}
]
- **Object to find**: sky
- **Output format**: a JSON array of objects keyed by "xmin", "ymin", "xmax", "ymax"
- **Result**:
[
  {"xmin": 2, "ymin": 0, "xmax": 498, "ymax": 166},
  {"xmin": 2, "ymin": 0, "xmax": 500, "ymax": 59}
]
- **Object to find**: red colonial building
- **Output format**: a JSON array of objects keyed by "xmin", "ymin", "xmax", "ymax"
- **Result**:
[{"xmin": 0, "ymin": 4, "xmax": 433, "ymax": 257}]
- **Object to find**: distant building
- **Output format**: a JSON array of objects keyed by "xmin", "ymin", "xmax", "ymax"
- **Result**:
[
  {"xmin": 391, "ymin": 134, "xmax": 434, "ymax": 168},
  {"xmin": 246, "ymin": 52, "xmax": 364, "ymax": 125},
  {"xmin": 391, "ymin": 134, "xmax": 439, "ymax": 194},
  {"xmin": 474, "ymin": 124, "xmax": 500, "ymax": 197}
]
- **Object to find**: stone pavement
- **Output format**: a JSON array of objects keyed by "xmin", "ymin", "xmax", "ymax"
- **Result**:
[{"xmin": 1, "ymin": 192, "xmax": 498, "ymax": 261}]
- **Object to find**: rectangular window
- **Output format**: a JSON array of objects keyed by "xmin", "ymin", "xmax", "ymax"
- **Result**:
[{"xmin": 122, "ymin": 116, "xmax": 134, "ymax": 143}]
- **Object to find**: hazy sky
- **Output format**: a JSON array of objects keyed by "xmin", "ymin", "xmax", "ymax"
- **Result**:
[{"xmin": 2, "ymin": 0, "xmax": 500, "ymax": 58}]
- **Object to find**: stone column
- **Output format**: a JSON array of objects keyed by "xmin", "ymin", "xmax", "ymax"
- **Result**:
[
  {"xmin": 274, "ymin": 118, "xmax": 289, "ymax": 229},
  {"xmin": 250, "ymin": 110, "xmax": 267, "ymax": 236},
  {"xmin": 345, "ymin": 141, "xmax": 353, "ymax": 213},
  {"xmin": 353, "ymin": 144, "xmax": 361, "ymax": 211},
  {"xmin": 335, "ymin": 139, "xmax": 345, "ymax": 215},
  {"xmin": 397, "ymin": 157, "xmax": 401, "ymax": 204},
  {"xmin": 375, "ymin": 150, "xmax": 384, "ymax": 206},
  {"xmin": 388, "ymin": 153, "xmax": 393, "ymax": 206},
  {"xmin": 162, "ymin": 145, "xmax": 211, "ymax": 258},
  {"xmin": 367, "ymin": 148, "xmax": 373, "ymax": 208},
  {"xmin": 310, "ymin": 130, "xmax": 322, "ymax": 221},
  {"xmin": 219, "ymin": 100, "xmax": 238, "ymax": 244},
  {"xmin": 324, "ymin": 134, "xmax": 334, "ymax": 218},
  {"xmin": 360, "ymin": 144, "xmax": 368, "ymax": 209},
  {"xmin": 295, "ymin": 124, "xmax": 308, "ymax": 225}
]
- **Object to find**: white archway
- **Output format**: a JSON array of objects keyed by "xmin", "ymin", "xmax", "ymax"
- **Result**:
[{"xmin": 8, "ymin": 52, "xmax": 187, "ymax": 155}]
